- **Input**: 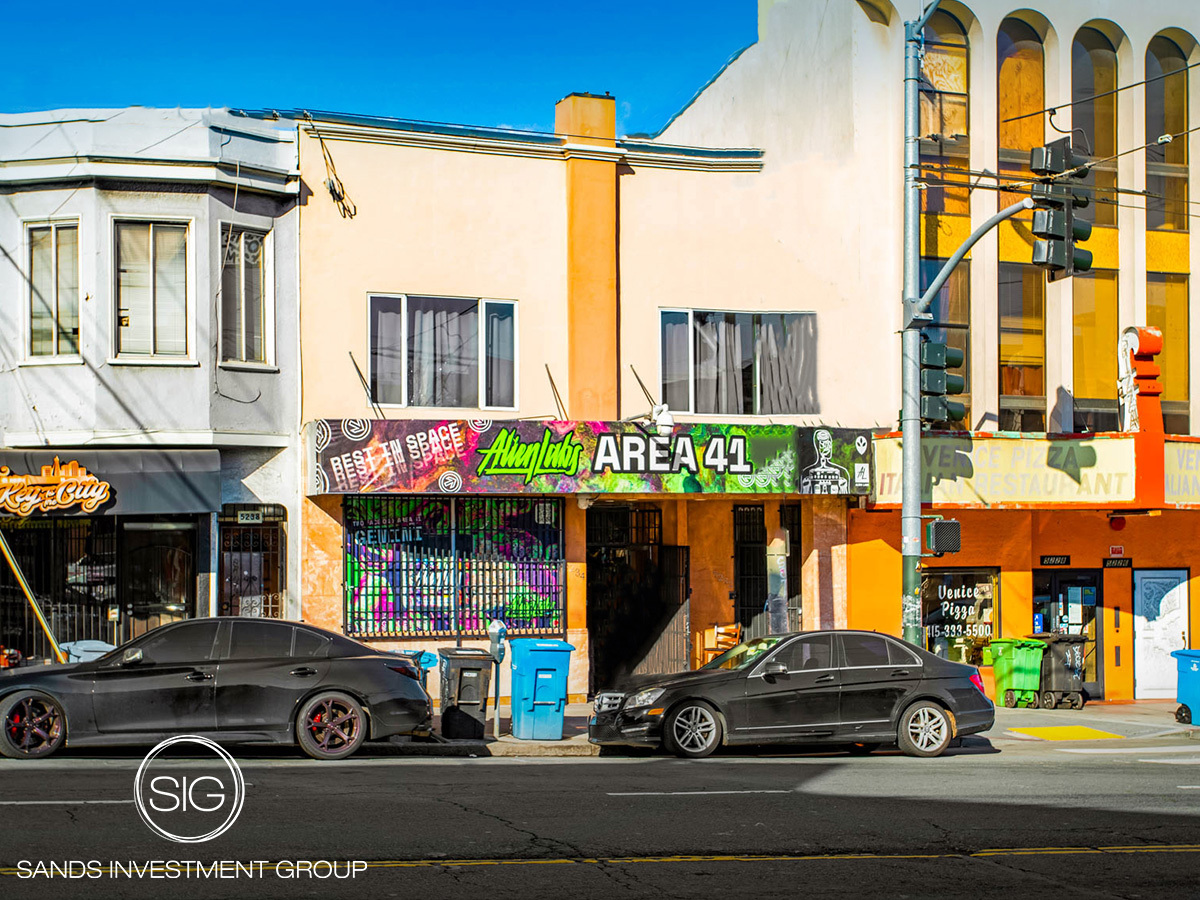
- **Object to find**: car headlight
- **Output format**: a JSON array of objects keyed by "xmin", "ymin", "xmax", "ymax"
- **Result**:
[{"xmin": 626, "ymin": 687, "xmax": 665, "ymax": 710}]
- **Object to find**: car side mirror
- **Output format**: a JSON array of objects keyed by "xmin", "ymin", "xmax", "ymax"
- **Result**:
[
  {"xmin": 121, "ymin": 648, "xmax": 144, "ymax": 666},
  {"xmin": 764, "ymin": 661, "xmax": 788, "ymax": 677}
]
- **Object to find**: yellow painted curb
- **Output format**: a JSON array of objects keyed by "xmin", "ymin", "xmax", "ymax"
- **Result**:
[{"xmin": 1007, "ymin": 726, "xmax": 1125, "ymax": 741}]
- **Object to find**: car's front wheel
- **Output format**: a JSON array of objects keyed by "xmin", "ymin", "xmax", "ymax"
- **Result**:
[
  {"xmin": 896, "ymin": 701, "xmax": 952, "ymax": 758},
  {"xmin": 0, "ymin": 691, "xmax": 66, "ymax": 759},
  {"xmin": 296, "ymin": 692, "xmax": 367, "ymax": 760},
  {"xmin": 664, "ymin": 701, "xmax": 722, "ymax": 759}
]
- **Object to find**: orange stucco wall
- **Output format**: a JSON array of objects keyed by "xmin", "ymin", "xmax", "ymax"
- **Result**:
[{"xmin": 848, "ymin": 508, "xmax": 1200, "ymax": 701}]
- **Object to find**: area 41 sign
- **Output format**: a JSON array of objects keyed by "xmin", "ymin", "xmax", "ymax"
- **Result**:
[{"xmin": 307, "ymin": 419, "xmax": 797, "ymax": 494}]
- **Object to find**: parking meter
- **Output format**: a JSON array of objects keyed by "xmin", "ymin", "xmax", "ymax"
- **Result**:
[
  {"xmin": 487, "ymin": 620, "xmax": 507, "ymax": 737},
  {"xmin": 487, "ymin": 619, "xmax": 507, "ymax": 663}
]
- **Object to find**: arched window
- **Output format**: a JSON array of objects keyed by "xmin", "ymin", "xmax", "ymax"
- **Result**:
[
  {"xmin": 1146, "ymin": 36, "xmax": 1188, "ymax": 231},
  {"xmin": 997, "ymin": 18, "xmax": 1047, "ymax": 432},
  {"xmin": 919, "ymin": 11, "xmax": 969, "ymax": 215},
  {"xmin": 1072, "ymin": 28, "xmax": 1118, "ymax": 227},
  {"xmin": 1146, "ymin": 36, "xmax": 1190, "ymax": 434},
  {"xmin": 1071, "ymin": 27, "xmax": 1119, "ymax": 432},
  {"xmin": 919, "ymin": 11, "xmax": 970, "ymax": 428}
]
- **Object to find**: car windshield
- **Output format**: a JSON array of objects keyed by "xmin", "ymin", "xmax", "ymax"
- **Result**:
[{"xmin": 701, "ymin": 636, "xmax": 783, "ymax": 670}]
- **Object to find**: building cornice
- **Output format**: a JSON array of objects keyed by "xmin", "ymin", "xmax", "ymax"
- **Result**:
[
  {"xmin": 235, "ymin": 109, "xmax": 765, "ymax": 173},
  {"xmin": 2, "ymin": 430, "xmax": 291, "ymax": 449},
  {"xmin": 0, "ymin": 155, "xmax": 299, "ymax": 195}
]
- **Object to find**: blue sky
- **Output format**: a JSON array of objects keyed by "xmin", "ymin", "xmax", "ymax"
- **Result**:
[{"xmin": 8, "ymin": 1, "xmax": 757, "ymax": 137}]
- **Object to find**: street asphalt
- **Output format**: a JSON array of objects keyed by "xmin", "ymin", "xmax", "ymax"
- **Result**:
[{"xmin": 1, "ymin": 705, "xmax": 1199, "ymax": 899}]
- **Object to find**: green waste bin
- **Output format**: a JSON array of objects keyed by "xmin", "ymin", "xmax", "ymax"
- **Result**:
[{"xmin": 989, "ymin": 638, "xmax": 1047, "ymax": 708}]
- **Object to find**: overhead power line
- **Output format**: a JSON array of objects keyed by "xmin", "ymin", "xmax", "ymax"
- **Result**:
[{"xmin": 1000, "ymin": 59, "xmax": 1200, "ymax": 124}]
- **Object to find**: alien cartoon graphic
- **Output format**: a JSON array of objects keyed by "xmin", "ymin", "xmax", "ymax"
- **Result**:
[{"xmin": 799, "ymin": 428, "xmax": 849, "ymax": 495}]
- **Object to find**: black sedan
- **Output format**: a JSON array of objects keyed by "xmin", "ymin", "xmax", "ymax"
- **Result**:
[
  {"xmin": 589, "ymin": 630, "xmax": 994, "ymax": 758},
  {"xmin": 0, "ymin": 617, "xmax": 432, "ymax": 761}
]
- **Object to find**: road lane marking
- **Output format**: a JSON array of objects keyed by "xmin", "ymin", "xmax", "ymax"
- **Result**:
[
  {"xmin": 1179, "ymin": 785, "xmax": 1200, "ymax": 789},
  {"xmin": 1007, "ymin": 726, "xmax": 1125, "ymax": 741},
  {"xmin": 0, "ymin": 800, "xmax": 133, "ymax": 805},
  {"xmin": 606, "ymin": 790, "xmax": 793, "ymax": 796},
  {"xmin": 1059, "ymin": 746, "xmax": 1200, "ymax": 755},
  {"xmin": 6, "ymin": 844, "xmax": 1198, "ymax": 877},
  {"xmin": 1138, "ymin": 758, "xmax": 1200, "ymax": 765}
]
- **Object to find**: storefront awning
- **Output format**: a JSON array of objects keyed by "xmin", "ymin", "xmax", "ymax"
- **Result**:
[{"xmin": 0, "ymin": 450, "xmax": 221, "ymax": 517}]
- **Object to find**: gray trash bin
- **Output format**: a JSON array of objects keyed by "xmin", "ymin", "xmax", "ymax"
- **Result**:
[{"xmin": 437, "ymin": 648, "xmax": 494, "ymax": 739}]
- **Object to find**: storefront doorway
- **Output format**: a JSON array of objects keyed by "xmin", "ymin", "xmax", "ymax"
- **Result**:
[
  {"xmin": 733, "ymin": 505, "xmax": 769, "ymax": 638},
  {"xmin": 1132, "ymin": 569, "xmax": 1190, "ymax": 699},
  {"xmin": 218, "ymin": 504, "xmax": 287, "ymax": 617},
  {"xmin": 1033, "ymin": 569, "xmax": 1104, "ymax": 700},
  {"xmin": 585, "ymin": 504, "xmax": 690, "ymax": 692}
]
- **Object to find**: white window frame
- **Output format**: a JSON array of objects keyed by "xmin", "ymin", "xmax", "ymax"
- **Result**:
[
  {"xmin": 217, "ymin": 222, "xmax": 276, "ymax": 369},
  {"xmin": 23, "ymin": 217, "xmax": 82, "ymax": 364},
  {"xmin": 110, "ymin": 215, "xmax": 196, "ymax": 364},
  {"xmin": 658, "ymin": 307, "xmax": 817, "ymax": 417},
  {"xmin": 366, "ymin": 293, "xmax": 519, "ymax": 411}
]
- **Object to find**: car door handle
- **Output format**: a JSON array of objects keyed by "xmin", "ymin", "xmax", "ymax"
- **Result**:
[
  {"xmin": 290, "ymin": 667, "xmax": 318, "ymax": 677},
  {"xmin": 890, "ymin": 669, "xmax": 911, "ymax": 677},
  {"xmin": 815, "ymin": 673, "xmax": 835, "ymax": 683},
  {"xmin": 185, "ymin": 671, "xmax": 214, "ymax": 682}
]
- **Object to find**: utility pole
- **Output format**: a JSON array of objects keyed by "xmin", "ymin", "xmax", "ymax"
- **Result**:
[{"xmin": 900, "ymin": 1, "xmax": 942, "ymax": 645}]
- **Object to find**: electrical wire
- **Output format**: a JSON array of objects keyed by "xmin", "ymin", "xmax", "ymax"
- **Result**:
[
  {"xmin": 1000, "ymin": 59, "xmax": 1200, "ymax": 124},
  {"xmin": 304, "ymin": 112, "xmax": 357, "ymax": 219}
]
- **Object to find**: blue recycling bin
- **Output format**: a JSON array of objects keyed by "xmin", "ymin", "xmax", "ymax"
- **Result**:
[
  {"xmin": 509, "ymin": 639, "xmax": 575, "ymax": 740},
  {"xmin": 1171, "ymin": 649, "xmax": 1200, "ymax": 725}
]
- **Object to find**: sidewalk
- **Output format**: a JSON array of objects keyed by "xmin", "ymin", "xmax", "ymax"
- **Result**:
[
  {"xmin": 380, "ymin": 700, "xmax": 1197, "ymax": 758},
  {"xmin": 989, "ymin": 698, "xmax": 1198, "ymax": 743}
]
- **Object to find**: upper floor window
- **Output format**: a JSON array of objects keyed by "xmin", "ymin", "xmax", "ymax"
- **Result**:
[
  {"xmin": 369, "ymin": 294, "xmax": 516, "ymax": 409},
  {"xmin": 998, "ymin": 262, "xmax": 1046, "ymax": 432},
  {"xmin": 115, "ymin": 221, "xmax": 188, "ymax": 357},
  {"xmin": 660, "ymin": 310, "xmax": 817, "ymax": 416},
  {"xmin": 1072, "ymin": 268, "xmax": 1120, "ymax": 432},
  {"xmin": 29, "ymin": 222, "xmax": 79, "ymax": 357},
  {"xmin": 997, "ymin": 18, "xmax": 1045, "ymax": 211},
  {"xmin": 1148, "ymin": 273, "xmax": 1190, "ymax": 434},
  {"xmin": 1146, "ymin": 36, "xmax": 1189, "ymax": 232},
  {"xmin": 221, "ymin": 226, "xmax": 269, "ymax": 363},
  {"xmin": 1072, "ymin": 28, "xmax": 1118, "ymax": 228},
  {"xmin": 919, "ymin": 10, "xmax": 969, "ymax": 215}
]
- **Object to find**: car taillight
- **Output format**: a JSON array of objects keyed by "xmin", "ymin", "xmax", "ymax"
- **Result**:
[
  {"xmin": 387, "ymin": 663, "xmax": 420, "ymax": 681},
  {"xmin": 970, "ymin": 670, "xmax": 987, "ymax": 696}
]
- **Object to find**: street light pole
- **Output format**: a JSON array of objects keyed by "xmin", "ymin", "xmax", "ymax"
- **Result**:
[{"xmin": 901, "ymin": 2, "xmax": 941, "ymax": 645}]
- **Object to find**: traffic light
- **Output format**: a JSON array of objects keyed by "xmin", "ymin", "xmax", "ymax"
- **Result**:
[
  {"xmin": 920, "ymin": 336, "xmax": 966, "ymax": 424},
  {"xmin": 1030, "ymin": 137, "xmax": 1093, "ymax": 281}
]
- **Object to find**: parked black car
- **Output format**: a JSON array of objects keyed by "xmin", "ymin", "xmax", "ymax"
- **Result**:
[
  {"xmin": 589, "ymin": 630, "xmax": 994, "ymax": 758},
  {"xmin": 0, "ymin": 617, "xmax": 432, "ymax": 761}
]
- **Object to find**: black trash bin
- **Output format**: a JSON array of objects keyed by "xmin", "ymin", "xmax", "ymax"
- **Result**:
[
  {"xmin": 437, "ymin": 648, "xmax": 494, "ymax": 739},
  {"xmin": 1029, "ymin": 633, "xmax": 1087, "ymax": 710}
]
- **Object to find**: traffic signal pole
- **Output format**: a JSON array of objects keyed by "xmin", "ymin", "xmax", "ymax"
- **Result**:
[
  {"xmin": 901, "ymin": 1, "xmax": 1032, "ymax": 644},
  {"xmin": 901, "ymin": 4, "xmax": 941, "ymax": 645}
]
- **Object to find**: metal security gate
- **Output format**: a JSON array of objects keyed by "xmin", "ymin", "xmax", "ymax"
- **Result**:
[
  {"xmin": 734, "ymin": 505, "xmax": 769, "ymax": 639},
  {"xmin": 219, "ymin": 504, "xmax": 287, "ymax": 618},
  {"xmin": 631, "ymin": 545, "xmax": 691, "ymax": 677},
  {"xmin": 779, "ymin": 504, "xmax": 804, "ymax": 632},
  {"xmin": 343, "ymin": 495, "xmax": 565, "ymax": 639},
  {"xmin": 0, "ymin": 517, "xmax": 117, "ymax": 659}
]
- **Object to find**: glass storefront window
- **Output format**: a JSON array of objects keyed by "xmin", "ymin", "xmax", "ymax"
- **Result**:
[{"xmin": 921, "ymin": 568, "xmax": 998, "ymax": 666}]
